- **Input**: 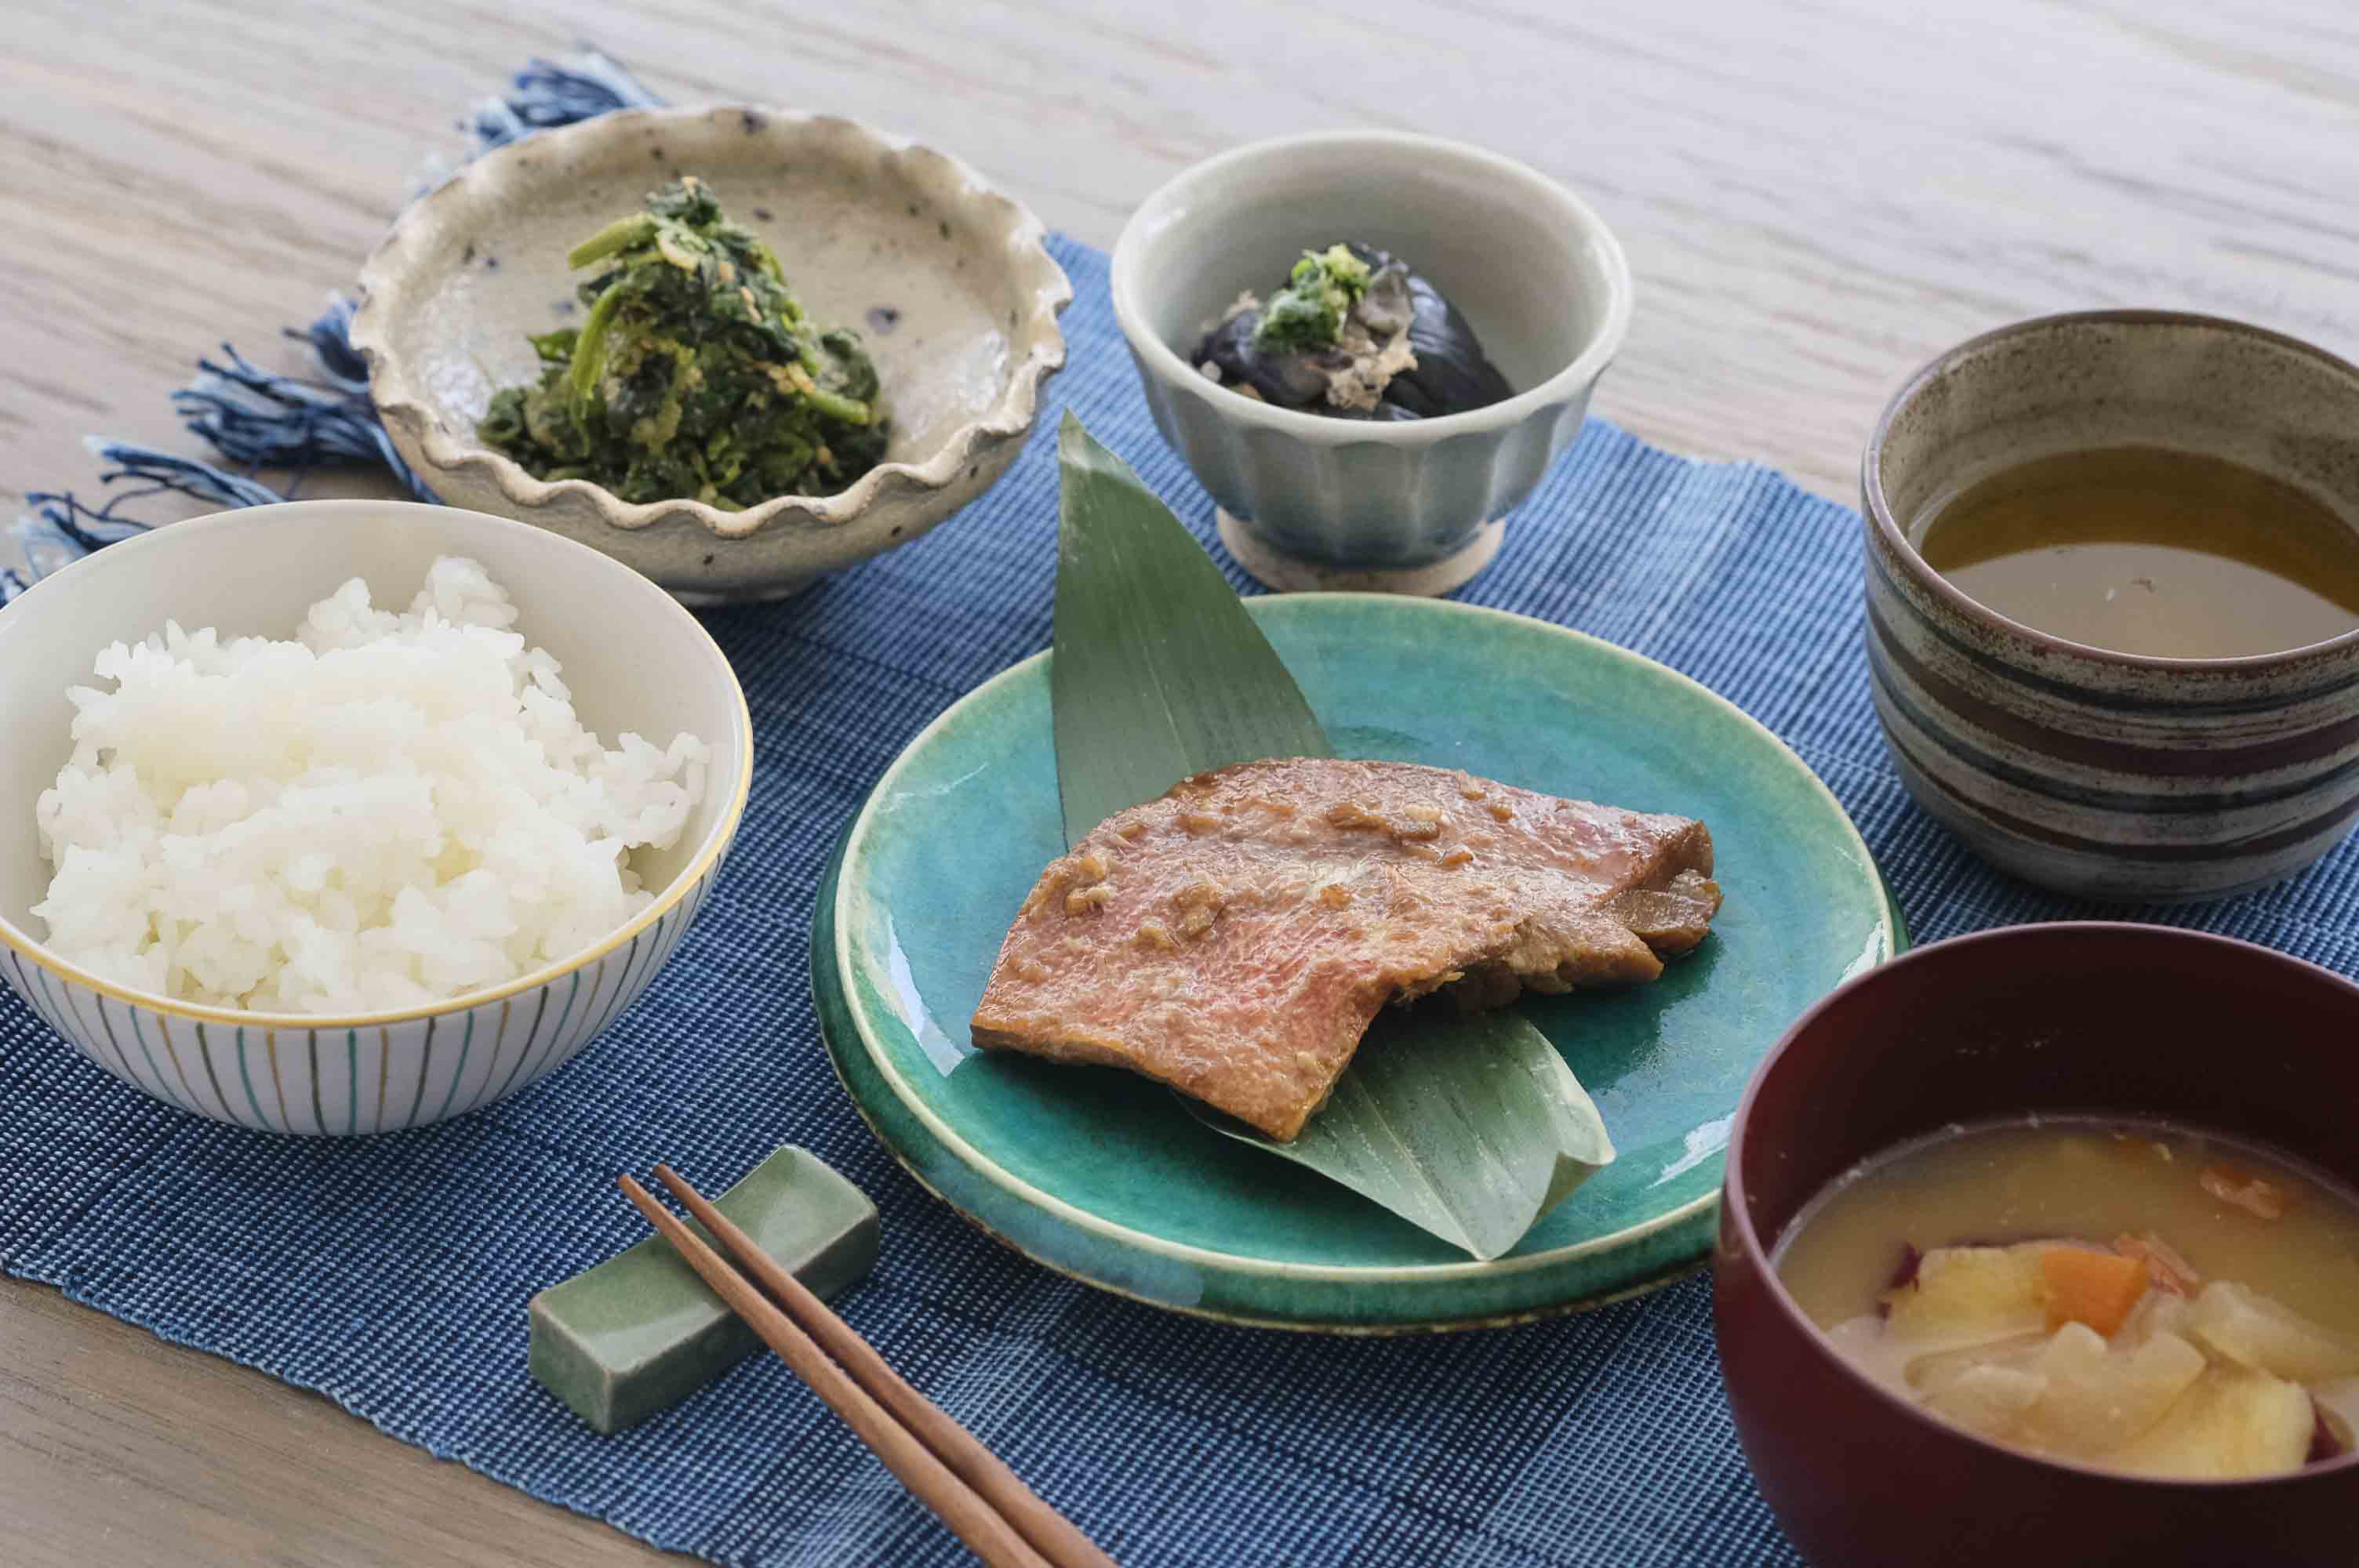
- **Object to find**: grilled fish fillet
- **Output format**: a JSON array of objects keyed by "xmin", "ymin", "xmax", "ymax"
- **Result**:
[{"xmin": 970, "ymin": 758, "xmax": 1721, "ymax": 1140}]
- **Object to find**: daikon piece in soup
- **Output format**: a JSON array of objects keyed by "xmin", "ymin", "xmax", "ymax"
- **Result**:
[{"xmin": 1774, "ymin": 1118, "xmax": 2359, "ymax": 1479}]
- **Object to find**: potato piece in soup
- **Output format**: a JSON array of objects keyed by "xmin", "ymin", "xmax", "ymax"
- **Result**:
[{"xmin": 1774, "ymin": 1118, "xmax": 2359, "ymax": 1479}]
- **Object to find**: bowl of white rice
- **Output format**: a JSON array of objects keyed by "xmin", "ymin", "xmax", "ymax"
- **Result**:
[{"xmin": 0, "ymin": 500, "xmax": 752, "ymax": 1134}]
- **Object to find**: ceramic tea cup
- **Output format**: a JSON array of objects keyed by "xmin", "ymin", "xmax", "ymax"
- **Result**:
[{"xmin": 1863, "ymin": 310, "xmax": 2359, "ymax": 902}]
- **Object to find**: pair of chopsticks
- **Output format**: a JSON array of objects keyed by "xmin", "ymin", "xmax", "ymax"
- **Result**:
[{"xmin": 620, "ymin": 1166, "xmax": 1115, "ymax": 1568}]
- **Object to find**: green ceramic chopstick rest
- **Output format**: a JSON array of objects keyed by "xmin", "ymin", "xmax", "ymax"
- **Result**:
[{"xmin": 529, "ymin": 1145, "xmax": 880, "ymax": 1433}]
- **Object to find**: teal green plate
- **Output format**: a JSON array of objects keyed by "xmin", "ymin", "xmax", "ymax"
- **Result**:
[{"xmin": 812, "ymin": 595, "xmax": 1903, "ymax": 1331}]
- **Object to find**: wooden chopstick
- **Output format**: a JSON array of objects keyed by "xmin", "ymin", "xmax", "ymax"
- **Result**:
[
  {"xmin": 649, "ymin": 1164, "xmax": 1117, "ymax": 1568},
  {"xmin": 617, "ymin": 1176, "xmax": 1060, "ymax": 1568},
  {"xmin": 618, "ymin": 1172, "xmax": 1114, "ymax": 1568}
]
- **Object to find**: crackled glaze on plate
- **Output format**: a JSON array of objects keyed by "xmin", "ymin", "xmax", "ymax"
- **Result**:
[{"xmin": 813, "ymin": 595, "xmax": 1902, "ymax": 1330}]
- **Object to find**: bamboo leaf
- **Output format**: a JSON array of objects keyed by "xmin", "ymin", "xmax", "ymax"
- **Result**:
[
  {"xmin": 1190, "ymin": 1008, "xmax": 1616, "ymax": 1261},
  {"xmin": 1048, "ymin": 413, "xmax": 1616, "ymax": 1260},
  {"xmin": 1052, "ymin": 413, "xmax": 1329, "ymax": 844}
]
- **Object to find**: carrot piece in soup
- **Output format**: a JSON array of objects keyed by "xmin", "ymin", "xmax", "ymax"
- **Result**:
[{"xmin": 2041, "ymin": 1247, "xmax": 2151, "ymax": 1337}]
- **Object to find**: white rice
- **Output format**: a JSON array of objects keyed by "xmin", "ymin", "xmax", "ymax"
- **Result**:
[{"xmin": 32, "ymin": 557, "xmax": 710, "ymax": 1014}]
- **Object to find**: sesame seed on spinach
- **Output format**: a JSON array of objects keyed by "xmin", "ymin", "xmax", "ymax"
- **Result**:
[{"xmin": 478, "ymin": 176, "xmax": 890, "ymax": 509}]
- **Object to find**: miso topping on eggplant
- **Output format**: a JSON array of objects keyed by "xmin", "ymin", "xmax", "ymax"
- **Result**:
[
  {"xmin": 478, "ymin": 176, "xmax": 889, "ymax": 508},
  {"xmin": 1192, "ymin": 242, "xmax": 1513, "ymax": 422}
]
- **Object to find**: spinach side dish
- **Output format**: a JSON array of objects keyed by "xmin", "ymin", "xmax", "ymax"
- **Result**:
[
  {"xmin": 479, "ymin": 176, "xmax": 890, "ymax": 508},
  {"xmin": 1192, "ymin": 242, "xmax": 1514, "ymax": 421}
]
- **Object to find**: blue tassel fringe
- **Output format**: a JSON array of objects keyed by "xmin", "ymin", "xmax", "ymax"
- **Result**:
[
  {"xmin": 3, "ymin": 49, "xmax": 662, "ymax": 602},
  {"xmin": 469, "ymin": 49, "xmax": 660, "ymax": 151}
]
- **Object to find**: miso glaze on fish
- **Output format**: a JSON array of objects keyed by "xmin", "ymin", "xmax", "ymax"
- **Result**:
[{"xmin": 970, "ymin": 758, "xmax": 1721, "ymax": 1140}]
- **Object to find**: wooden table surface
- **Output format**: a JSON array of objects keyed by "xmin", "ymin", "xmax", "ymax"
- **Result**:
[{"xmin": 4, "ymin": 2, "xmax": 2356, "ymax": 1562}]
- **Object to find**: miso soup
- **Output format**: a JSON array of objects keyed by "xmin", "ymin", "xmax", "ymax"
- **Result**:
[
  {"xmin": 1774, "ymin": 1117, "xmax": 2359, "ymax": 1479},
  {"xmin": 1917, "ymin": 447, "xmax": 2359, "ymax": 659}
]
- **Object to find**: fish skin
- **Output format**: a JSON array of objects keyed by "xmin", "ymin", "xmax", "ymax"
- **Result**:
[{"xmin": 970, "ymin": 758, "xmax": 1721, "ymax": 1141}]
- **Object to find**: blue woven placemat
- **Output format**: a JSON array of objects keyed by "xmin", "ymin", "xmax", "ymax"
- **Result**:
[{"xmin": 12, "ymin": 212, "xmax": 2359, "ymax": 1568}]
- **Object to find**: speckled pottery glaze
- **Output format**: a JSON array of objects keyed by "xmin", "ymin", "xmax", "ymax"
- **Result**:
[
  {"xmin": 354, "ymin": 107, "xmax": 1070, "ymax": 604},
  {"xmin": 1110, "ymin": 132, "xmax": 1632, "ymax": 596},
  {"xmin": 812, "ymin": 595, "xmax": 1901, "ymax": 1331},
  {"xmin": 1864, "ymin": 311, "xmax": 2359, "ymax": 902},
  {"xmin": 0, "ymin": 502, "xmax": 753, "ymax": 1134}
]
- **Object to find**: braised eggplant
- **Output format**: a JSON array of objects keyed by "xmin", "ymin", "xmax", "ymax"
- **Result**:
[{"xmin": 1190, "ymin": 242, "xmax": 1512, "ymax": 422}]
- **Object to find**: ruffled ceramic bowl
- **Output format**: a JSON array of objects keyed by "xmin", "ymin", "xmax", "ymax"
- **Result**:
[
  {"xmin": 353, "ymin": 106, "xmax": 1070, "ymax": 604},
  {"xmin": 1110, "ymin": 132, "xmax": 1632, "ymax": 595},
  {"xmin": 0, "ymin": 500, "xmax": 753, "ymax": 1134}
]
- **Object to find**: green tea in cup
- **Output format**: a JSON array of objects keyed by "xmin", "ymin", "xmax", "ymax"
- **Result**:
[{"xmin": 1918, "ymin": 445, "xmax": 2359, "ymax": 659}]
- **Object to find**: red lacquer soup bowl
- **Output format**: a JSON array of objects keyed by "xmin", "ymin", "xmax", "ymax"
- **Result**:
[{"xmin": 1714, "ymin": 922, "xmax": 2359, "ymax": 1567}]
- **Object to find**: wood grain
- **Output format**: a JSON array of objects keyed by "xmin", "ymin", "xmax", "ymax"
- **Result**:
[
  {"xmin": 3, "ymin": 1, "xmax": 2357, "ymax": 1563},
  {"xmin": 0, "ymin": 1273, "xmax": 675, "ymax": 1564}
]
